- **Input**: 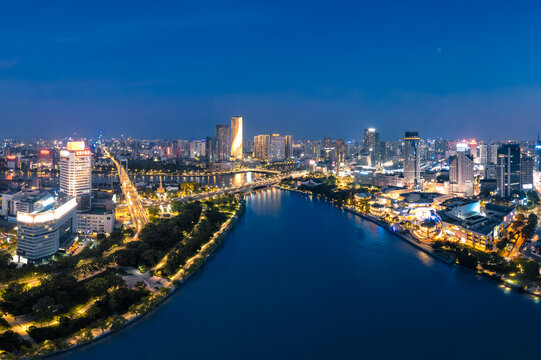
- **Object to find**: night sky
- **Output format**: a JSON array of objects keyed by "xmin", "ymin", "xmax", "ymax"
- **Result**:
[{"xmin": 1, "ymin": 1, "xmax": 541, "ymax": 141}]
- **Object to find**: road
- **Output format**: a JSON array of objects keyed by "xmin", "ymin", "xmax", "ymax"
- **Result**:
[{"xmin": 102, "ymin": 146, "xmax": 149, "ymax": 233}]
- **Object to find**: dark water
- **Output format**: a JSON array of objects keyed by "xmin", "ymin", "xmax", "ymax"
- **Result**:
[{"xmin": 63, "ymin": 189, "xmax": 541, "ymax": 360}]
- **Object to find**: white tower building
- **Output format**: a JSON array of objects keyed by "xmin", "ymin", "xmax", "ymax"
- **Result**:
[{"xmin": 60, "ymin": 141, "xmax": 92, "ymax": 212}]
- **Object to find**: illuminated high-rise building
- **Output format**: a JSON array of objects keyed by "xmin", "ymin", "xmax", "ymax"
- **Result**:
[
  {"xmin": 363, "ymin": 128, "xmax": 379, "ymax": 151},
  {"xmin": 60, "ymin": 141, "xmax": 92, "ymax": 212},
  {"xmin": 497, "ymin": 143, "xmax": 521, "ymax": 197},
  {"xmin": 254, "ymin": 135, "xmax": 270, "ymax": 161},
  {"xmin": 206, "ymin": 136, "xmax": 217, "ymax": 164},
  {"xmin": 231, "ymin": 116, "xmax": 243, "ymax": 160},
  {"xmin": 364, "ymin": 128, "xmax": 380, "ymax": 166},
  {"xmin": 536, "ymin": 134, "xmax": 541, "ymax": 171},
  {"xmin": 215, "ymin": 125, "xmax": 231, "ymax": 162},
  {"xmin": 403, "ymin": 131, "xmax": 420, "ymax": 188},
  {"xmin": 284, "ymin": 135, "xmax": 293, "ymax": 159},
  {"xmin": 520, "ymin": 156, "xmax": 535, "ymax": 190},
  {"xmin": 488, "ymin": 144, "xmax": 499, "ymax": 164},
  {"xmin": 270, "ymin": 134, "xmax": 285, "ymax": 161},
  {"xmin": 477, "ymin": 143, "xmax": 488, "ymax": 165},
  {"xmin": 335, "ymin": 139, "xmax": 347, "ymax": 172},
  {"xmin": 449, "ymin": 149, "xmax": 474, "ymax": 196}
]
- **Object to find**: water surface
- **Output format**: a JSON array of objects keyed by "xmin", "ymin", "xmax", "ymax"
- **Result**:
[{"xmin": 64, "ymin": 189, "xmax": 541, "ymax": 359}]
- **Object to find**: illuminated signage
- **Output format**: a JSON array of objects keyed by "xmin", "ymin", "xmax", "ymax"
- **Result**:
[
  {"xmin": 6, "ymin": 155, "xmax": 16, "ymax": 160},
  {"xmin": 75, "ymin": 150, "xmax": 91, "ymax": 157},
  {"xmin": 67, "ymin": 141, "xmax": 86, "ymax": 151},
  {"xmin": 456, "ymin": 143, "xmax": 469, "ymax": 152},
  {"xmin": 39, "ymin": 149, "xmax": 51, "ymax": 155}
]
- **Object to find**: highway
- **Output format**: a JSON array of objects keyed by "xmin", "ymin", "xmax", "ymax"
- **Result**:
[{"xmin": 102, "ymin": 146, "xmax": 149, "ymax": 233}]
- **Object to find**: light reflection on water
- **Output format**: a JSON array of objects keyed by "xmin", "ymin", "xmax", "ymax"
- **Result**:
[{"xmin": 65, "ymin": 188, "xmax": 541, "ymax": 360}]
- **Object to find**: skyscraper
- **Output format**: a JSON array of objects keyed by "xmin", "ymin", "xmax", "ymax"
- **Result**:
[
  {"xmin": 254, "ymin": 135, "xmax": 270, "ymax": 161},
  {"xmin": 206, "ymin": 136, "xmax": 217, "ymax": 164},
  {"xmin": 231, "ymin": 116, "xmax": 243, "ymax": 160},
  {"xmin": 270, "ymin": 134, "xmax": 285, "ymax": 161},
  {"xmin": 449, "ymin": 150, "xmax": 474, "ymax": 196},
  {"xmin": 535, "ymin": 134, "xmax": 541, "ymax": 171},
  {"xmin": 364, "ymin": 128, "xmax": 380, "ymax": 166},
  {"xmin": 363, "ymin": 128, "xmax": 379, "ymax": 151},
  {"xmin": 477, "ymin": 143, "xmax": 488, "ymax": 165},
  {"xmin": 215, "ymin": 125, "xmax": 231, "ymax": 162},
  {"xmin": 520, "ymin": 155, "xmax": 535, "ymax": 190},
  {"xmin": 60, "ymin": 141, "xmax": 92, "ymax": 211},
  {"xmin": 284, "ymin": 135, "xmax": 293, "ymax": 159},
  {"xmin": 488, "ymin": 144, "xmax": 499, "ymax": 164},
  {"xmin": 497, "ymin": 143, "xmax": 521, "ymax": 197},
  {"xmin": 335, "ymin": 139, "xmax": 347, "ymax": 172},
  {"xmin": 403, "ymin": 131, "xmax": 420, "ymax": 188}
]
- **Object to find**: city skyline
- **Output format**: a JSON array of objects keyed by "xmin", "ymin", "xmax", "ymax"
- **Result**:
[{"xmin": 3, "ymin": 2, "xmax": 541, "ymax": 358}]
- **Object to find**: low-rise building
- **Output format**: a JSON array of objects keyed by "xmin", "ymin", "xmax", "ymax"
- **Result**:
[
  {"xmin": 437, "ymin": 199, "xmax": 515, "ymax": 249},
  {"xmin": 76, "ymin": 191, "xmax": 116, "ymax": 234}
]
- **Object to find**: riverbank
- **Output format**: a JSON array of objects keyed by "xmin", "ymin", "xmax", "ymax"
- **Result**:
[
  {"xmin": 276, "ymin": 186, "xmax": 541, "ymax": 299},
  {"xmin": 29, "ymin": 199, "xmax": 246, "ymax": 359}
]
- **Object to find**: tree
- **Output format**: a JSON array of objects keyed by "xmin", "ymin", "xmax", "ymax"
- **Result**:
[
  {"xmin": 86, "ymin": 303, "xmax": 102, "ymax": 320},
  {"xmin": 80, "ymin": 329, "xmax": 94, "ymax": 343},
  {"xmin": 32, "ymin": 296, "xmax": 55, "ymax": 321},
  {"xmin": 519, "ymin": 260, "xmax": 540, "ymax": 282},
  {"xmin": 58, "ymin": 316, "xmax": 70, "ymax": 328},
  {"xmin": 496, "ymin": 237, "xmax": 509, "ymax": 250},
  {"xmin": 97, "ymin": 318, "xmax": 110, "ymax": 334},
  {"xmin": 0, "ymin": 251, "xmax": 12, "ymax": 268},
  {"xmin": 0, "ymin": 330, "xmax": 21, "ymax": 352},
  {"xmin": 129, "ymin": 303, "xmax": 143, "ymax": 317},
  {"xmin": 84, "ymin": 277, "xmax": 110, "ymax": 297},
  {"xmin": 457, "ymin": 251, "xmax": 478, "ymax": 271},
  {"xmin": 110, "ymin": 315, "xmax": 126, "ymax": 332}
]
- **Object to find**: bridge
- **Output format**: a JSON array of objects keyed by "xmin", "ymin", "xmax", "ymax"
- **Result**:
[
  {"xmin": 102, "ymin": 146, "xmax": 149, "ymax": 233},
  {"xmin": 175, "ymin": 177, "xmax": 284, "ymax": 203}
]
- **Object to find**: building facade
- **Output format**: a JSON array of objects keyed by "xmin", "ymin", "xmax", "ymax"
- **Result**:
[
  {"xmin": 60, "ymin": 141, "xmax": 92, "ymax": 212},
  {"xmin": 497, "ymin": 143, "xmax": 521, "ymax": 197},
  {"xmin": 17, "ymin": 195, "xmax": 77, "ymax": 262},
  {"xmin": 254, "ymin": 135, "xmax": 271, "ymax": 161},
  {"xmin": 403, "ymin": 131, "xmax": 421, "ymax": 188},
  {"xmin": 284, "ymin": 135, "xmax": 293, "ymax": 159},
  {"xmin": 364, "ymin": 128, "xmax": 380, "ymax": 166},
  {"xmin": 215, "ymin": 125, "xmax": 231, "ymax": 162},
  {"xmin": 231, "ymin": 116, "xmax": 243, "ymax": 160},
  {"xmin": 449, "ymin": 151, "xmax": 474, "ymax": 196},
  {"xmin": 270, "ymin": 134, "xmax": 285, "ymax": 161}
]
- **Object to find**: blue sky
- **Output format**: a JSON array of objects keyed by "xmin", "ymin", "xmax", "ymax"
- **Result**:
[{"xmin": 1, "ymin": 0, "xmax": 541, "ymax": 140}]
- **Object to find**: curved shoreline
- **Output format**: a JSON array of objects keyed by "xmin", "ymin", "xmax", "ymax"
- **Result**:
[
  {"xmin": 37, "ymin": 201, "xmax": 246, "ymax": 359},
  {"xmin": 32, "ymin": 186, "xmax": 539, "ymax": 358},
  {"xmin": 276, "ymin": 186, "xmax": 541, "ymax": 299}
]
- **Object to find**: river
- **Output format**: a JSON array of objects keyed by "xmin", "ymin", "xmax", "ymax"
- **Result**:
[
  {"xmin": 61, "ymin": 188, "xmax": 541, "ymax": 359},
  {"xmin": 0, "ymin": 171, "xmax": 265, "ymax": 189}
]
